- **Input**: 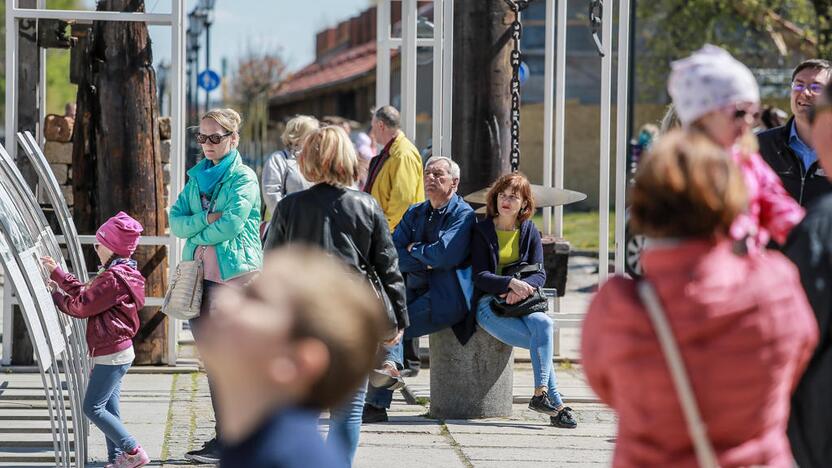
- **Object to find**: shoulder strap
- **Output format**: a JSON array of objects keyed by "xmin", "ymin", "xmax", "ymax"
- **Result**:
[{"xmin": 637, "ymin": 281, "xmax": 720, "ymax": 468}]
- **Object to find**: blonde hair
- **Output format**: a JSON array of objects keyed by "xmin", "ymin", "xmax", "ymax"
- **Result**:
[
  {"xmin": 630, "ymin": 130, "xmax": 747, "ymax": 239},
  {"xmin": 253, "ymin": 246, "xmax": 386, "ymax": 409},
  {"xmin": 298, "ymin": 126, "xmax": 359, "ymax": 187},
  {"xmin": 281, "ymin": 115, "xmax": 319, "ymax": 149},
  {"xmin": 201, "ymin": 108, "xmax": 242, "ymax": 133}
]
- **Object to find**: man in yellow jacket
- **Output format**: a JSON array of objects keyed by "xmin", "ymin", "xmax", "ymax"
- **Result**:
[{"xmin": 364, "ymin": 106, "xmax": 425, "ymax": 232}]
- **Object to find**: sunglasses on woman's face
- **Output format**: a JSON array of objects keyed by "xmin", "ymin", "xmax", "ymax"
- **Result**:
[
  {"xmin": 195, "ymin": 132, "xmax": 232, "ymax": 145},
  {"xmin": 732, "ymin": 108, "xmax": 761, "ymax": 122}
]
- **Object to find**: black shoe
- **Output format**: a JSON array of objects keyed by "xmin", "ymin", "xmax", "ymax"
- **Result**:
[
  {"xmin": 400, "ymin": 368, "xmax": 420, "ymax": 378},
  {"xmin": 185, "ymin": 438, "xmax": 221, "ymax": 464},
  {"xmin": 362, "ymin": 404, "xmax": 389, "ymax": 423},
  {"xmin": 528, "ymin": 392, "xmax": 560, "ymax": 416},
  {"xmin": 550, "ymin": 407, "xmax": 578, "ymax": 429}
]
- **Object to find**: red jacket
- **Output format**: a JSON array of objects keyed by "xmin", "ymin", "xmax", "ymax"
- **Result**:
[
  {"xmin": 51, "ymin": 263, "xmax": 145, "ymax": 357},
  {"xmin": 582, "ymin": 239, "xmax": 817, "ymax": 468}
]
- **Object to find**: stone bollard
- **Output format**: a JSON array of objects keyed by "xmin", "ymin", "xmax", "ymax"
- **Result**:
[{"xmin": 429, "ymin": 327, "xmax": 514, "ymax": 419}]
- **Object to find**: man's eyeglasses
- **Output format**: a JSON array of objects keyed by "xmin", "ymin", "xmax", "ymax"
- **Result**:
[
  {"xmin": 195, "ymin": 132, "xmax": 232, "ymax": 145},
  {"xmin": 810, "ymin": 103, "xmax": 832, "ymax": 125},
  {"xmin": 792, "ymin": 82, "xmax": 825, "ymax": 95},
  {"xmin": 424, "ymin": 170, "xmax": 449, "ymax": 180}
]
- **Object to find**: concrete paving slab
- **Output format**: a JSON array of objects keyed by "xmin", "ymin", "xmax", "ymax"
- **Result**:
[
  {"xmin": 355, "ymin": 446, "xmax": 466, "ymax": 468},
  {"xmin": 461, "ymin": 446, "xmax": 613, "ymax": 464}
]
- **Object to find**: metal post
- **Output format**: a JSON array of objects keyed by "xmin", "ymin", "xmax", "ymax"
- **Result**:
[
  {"xmin": 542, "ymin": 0, "xmax": 555, "ymax": 235},
  {"xmin": 441, "ymin": 0, "xmax": 454, "ymax": 157},
  {"xmin": 204, "ymin": 21, "xmax": 211, "ymax": 114},
  {"xmin": 168, "ymin": 0, "xmax": 186, "ymax": 366},
  {"xmin": 598, "ymin": 0, "xmax": 613, "ymax": 284},
  {"xmin": 431, "ymin": 0, "xmax": 444, "ymax": 157},
  {"xmin": 614, "ymin": 0, "xmax": 631, "ymax": 274},
  {"xmin": 553, "ymin": 0, "xmax": 567, "ymax": 237},
  {"xmin": 6, "ymin": 0, "xmax": 18, "ymax": 164},
  {"xmin": 38, "ymin": 0, "xmax": 46, "ymax": 145},
  {"xmin": 376, "ymin": 0, "xmax": 392, "ymax": 108},
  {"xmin": 401, "ymin": 0, "xmax": 418, "ymax": 140}
]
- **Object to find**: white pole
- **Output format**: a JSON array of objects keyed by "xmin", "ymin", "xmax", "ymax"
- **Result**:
[
  {"xmin": 614, "ymin": 0, "xmax": 631, "ymax": 274},
  {"xmin": 431, "ymin": 0, "xmax": 444, "ymax": 157},
  {"xmin": 167, "ymin": 0, "xmax": 186, "ymax": 366},
  {"xmin": 401, "ymin": 0, "xmax": 418, "ymax": 140},
  {"xmin": 7, "ymin": 1, "xmax": 18, "ymax": 164},
  {"xmin": 598, "ymin": 0, "xmax": 613, "ymax": 284},
  {"xmin": 38, "ymin": 0, "xmax": 46, "ymax": 146},
  {"xmin": 441, "ymin": 0, "xmax": 454, "ymax": 157},
  {"xmin": 542, "ymin": 0, "xmax": 555, "ymax": 235},
  {"xmin": 376, "ymin": 0, "xmax": 392, "ymax": 109},
  {"xmin": 553, "ymin": 0, "xmax": 567, "ymax": 237}
]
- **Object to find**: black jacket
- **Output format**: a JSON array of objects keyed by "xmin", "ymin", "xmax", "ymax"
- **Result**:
[
  {"xmin": 758, "ymin": 118, "xmax": 832, "ymax": 207},
  {"xmin": 783, "ymin": 194, "xmax": 832, "ymax": 468},
  {"xmin": 264, "ymin": 183, "xmax": 409, "ymax": 331}
]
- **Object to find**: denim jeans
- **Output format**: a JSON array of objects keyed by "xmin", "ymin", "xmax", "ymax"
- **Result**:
[
  {"xmin": 84, "ymin": 363, "xmax": 137, "ymax": 462},
  {"xmin": 326, "ymin": 379, "xmax": 368, "ymax": 466},
  {"xmin": 366, "ymin": 291, "xmax": 449, "ymax": 409},
  {"xmin": 189, "ymin": 280, "xmax": 222, "ymax": 439},
  {"xmin": 475, "ymin": 295, "xmax": 564, "ymax": 407}
]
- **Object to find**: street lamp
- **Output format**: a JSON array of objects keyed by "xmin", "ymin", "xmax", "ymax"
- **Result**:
[{"xmin": 198, "ymin": 0, "xmax": 216, "ymax": 114}]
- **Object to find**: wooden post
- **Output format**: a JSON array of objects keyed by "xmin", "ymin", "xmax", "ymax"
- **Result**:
[
  {"xmin": 71, "ymin": 0, "xmax": 168, "ymax": 364},
  {"xmin": 452, "ymin": 0, "xmax": 513, "ymax": 196},
  {"xmin": 10, "ymin": 0, "xmax": 40, "ymax": 366}
]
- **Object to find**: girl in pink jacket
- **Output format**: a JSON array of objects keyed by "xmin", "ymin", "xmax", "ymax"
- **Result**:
[
  {"xmin": 583, "ymin": 132, "xmax": 817, "ymax": 467},
  {"xmin": 42, "ymin": 212, "xmax": 150, "ymax": 468},
  {"xmin": 668, "ymin": 45, "xmax": 804, "ymax": 250}
]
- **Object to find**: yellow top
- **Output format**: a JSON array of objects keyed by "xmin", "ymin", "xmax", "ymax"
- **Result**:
[
  {"xmin": 496, "ymin": 228, "xmax": 520, "ymax": 274},
  {"xmin": 369, "ymin": 132, "xmax": 426, "ymax": 231}
]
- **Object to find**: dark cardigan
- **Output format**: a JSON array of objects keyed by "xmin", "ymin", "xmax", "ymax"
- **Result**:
[{"xmin": 455, "ymin": 218, "xmax": 546, "ymax": 344}]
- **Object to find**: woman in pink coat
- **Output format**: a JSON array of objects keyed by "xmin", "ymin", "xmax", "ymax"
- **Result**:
[
  {"xmin": 668, "ymin": 44, "xmax": 804, "ymax": 251},
  {"xmin": 582, "ymin": 131, "xmax": 818, "ymax": 468}
]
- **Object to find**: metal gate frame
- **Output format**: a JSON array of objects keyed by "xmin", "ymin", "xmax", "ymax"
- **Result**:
[{"xmin": 4, "ymin": 1, "xmax": 187, "ymax": 365}]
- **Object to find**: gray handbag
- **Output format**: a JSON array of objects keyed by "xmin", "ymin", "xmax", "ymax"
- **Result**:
[{"xmin": 161, "ymin": 248, "xmax": 204, "ymax": 320}]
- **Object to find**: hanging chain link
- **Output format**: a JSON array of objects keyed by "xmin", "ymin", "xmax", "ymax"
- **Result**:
[{"xmin": 503, "ymin": 0, "xmax": 534, "ymax": 173}]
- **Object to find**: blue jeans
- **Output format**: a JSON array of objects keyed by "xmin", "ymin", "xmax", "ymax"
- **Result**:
[
  {"xmin": 326, "ymin": 379, "xmax": 367, "ymax": 466},
  {"xmin": 84, "ymin": 363, "xmax": 137, "ymax": 462},
  {"xmin": 366, "ymin": 291, "xmax": 449, "ymax": 409},
  {"xmin": 476, "ymin": 295, "xmax": 564, "ymax": 407}
]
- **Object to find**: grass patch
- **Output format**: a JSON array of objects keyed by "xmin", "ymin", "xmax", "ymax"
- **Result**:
[
  {"xmin": 532, "ymin": 211, "xmax": 616, "ymax": 251},
  {"xmin": 415, "ymin": 396, "xmax": 430, "ymax": 407},
  {"xmin": 158, "ymin": 374, "xmax": 179, "ymax": 461}
]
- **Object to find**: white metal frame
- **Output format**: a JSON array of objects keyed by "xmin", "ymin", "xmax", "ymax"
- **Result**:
[
  {"xmin": 4, "ymin": 0, "xmax": 186, "ymax": 365},
  {"xmin": 376, "ymin": 0, "xmax": 453, "ymax": 157}
]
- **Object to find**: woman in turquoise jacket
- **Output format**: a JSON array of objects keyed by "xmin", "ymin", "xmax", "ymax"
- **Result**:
[{"xmin": 169, "ymin": 107, "xmax": 262, "ymax": 464}]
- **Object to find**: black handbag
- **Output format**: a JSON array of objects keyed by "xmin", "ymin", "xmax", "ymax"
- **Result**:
[{"xmin": 490, "ymin": 262, "xmax": 549, "ymax": 318}]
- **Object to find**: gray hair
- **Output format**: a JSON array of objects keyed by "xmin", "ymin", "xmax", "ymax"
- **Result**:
[
  {"xmin": 373, "ymin": 106, "xmax": 401, "ymax": 129},
  {"xmin": 425, "ymin": 156, "xmax": 460, "ymax": 180}
]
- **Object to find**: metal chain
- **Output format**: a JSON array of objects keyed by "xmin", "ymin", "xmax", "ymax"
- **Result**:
[{"xmin": 503, "ymin": 0, "xmax": 534, "ymax": 173}]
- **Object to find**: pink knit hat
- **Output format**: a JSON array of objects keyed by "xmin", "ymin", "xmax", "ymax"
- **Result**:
[{"xmin": 96, "ymin": 211, "xmax": 143, "ymax": 257}]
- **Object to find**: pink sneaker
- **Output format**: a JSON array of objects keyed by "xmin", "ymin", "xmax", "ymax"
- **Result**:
[{"xmin": 113, "ymin": 445, "xmax": 150, "ymax": 468}]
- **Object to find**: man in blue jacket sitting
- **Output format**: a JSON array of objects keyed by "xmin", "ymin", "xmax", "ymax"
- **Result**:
[{"xmin": 363, "ymin": 156, "xmax": 477, "ymax": 423}]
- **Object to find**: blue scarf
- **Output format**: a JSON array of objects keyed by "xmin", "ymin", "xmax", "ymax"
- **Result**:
[{"xmin": 193, "ymin": 149, "xmax": 237, "ymax": 195}]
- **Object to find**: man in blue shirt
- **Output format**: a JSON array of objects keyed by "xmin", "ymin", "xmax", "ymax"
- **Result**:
[
  {"xmin": 759, "ymin": 59, "xmax": 832, "ymax": 207},
  {"xmin": 363, "ymin": 156, "xmax": 477, "ymax": 423}
]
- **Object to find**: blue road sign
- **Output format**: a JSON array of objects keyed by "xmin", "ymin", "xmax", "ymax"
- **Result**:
[
  {"xmin": 198, "ymin": 69, "xmax": 221, "ymax": 92},
  {"xmin": 519, "ymin": 61, "xmax": 530, "ymax": 86}
]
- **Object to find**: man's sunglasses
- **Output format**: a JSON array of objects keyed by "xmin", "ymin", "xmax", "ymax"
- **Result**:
[
  {"xmin": 792, "ymin": 82, "xmax": 825, "ymax": 94},
  {"xmin": 195, "ymin": 132, "xmax": 232, "ymax": 145},
  {"xmin": 810, "ymin": 103, "xmax": 832, "ymax": 125}
]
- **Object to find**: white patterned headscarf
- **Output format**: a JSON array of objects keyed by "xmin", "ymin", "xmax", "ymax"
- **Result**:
[{"xmin": 667, "ymin": 45, "xmax": 760, "ymax": 126}]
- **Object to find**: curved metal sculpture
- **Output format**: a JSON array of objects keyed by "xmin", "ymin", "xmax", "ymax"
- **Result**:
[{"xmin": 0, "ymin": 142, "xmax": 88, "ymax": 467}]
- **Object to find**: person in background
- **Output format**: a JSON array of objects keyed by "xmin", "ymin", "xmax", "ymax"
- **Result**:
[
  {"xmin": 261, "ymin": 115, "xmax": 319, "ymax": 223},
  {"xmin": 668, "ymin": 44, "xmax": 804, "ymax": 251},
  {"xmin": 364, "ymin": 105, "xmax": 425, "ymax": 232},
  {"xmin": 783, "ymin": 80, "xmax": 832, "ymax": 468},
  {"xmin": 170, "ymin": 108, "xmax": 263, "ymax": 465},
  {"xmin": 758, "ymin": 59, "xmax": 832, "ymax": 207},
  {"xmin": 363, "ymin": 156, "xmax": 476, "ymax": 423},
  {"xmin": 201, "ymin": 247, "xmax": 387, "ymax": 468},
  {"xmin": 43, "ymin": 212, "xmax": 150, "ymax": 468},
  {"xmin": 759, "ymin": 105, "xmax": 788, "ymax": 130},
  {"xmin": 470, "ymin": 173, "xmax": 577, "ymax": 429},
  {"xmin": 355, "ymin": 132, "xmax": 376, "ymax": 190},
  {"xmin": 264, "ymin": 126, "xmax": 408, "ymax": 466},
  {"xmin": 583, "ymin": 130, "xmax": 817, "ymax": 467}
]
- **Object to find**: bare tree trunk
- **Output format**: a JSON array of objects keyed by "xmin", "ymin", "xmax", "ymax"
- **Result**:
[
  {"xmin": 72, "ymin": 0, "xmax": 168, "ymax": 364},
  {"xmin": 452, "ymin": 0, "xmax": 513, "ymax": 196}
]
